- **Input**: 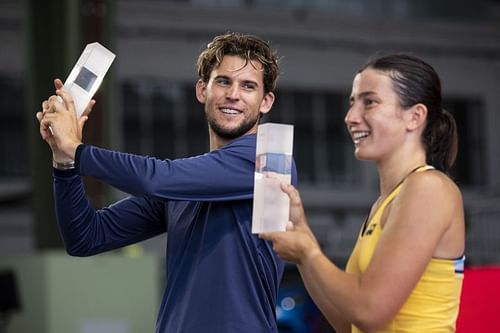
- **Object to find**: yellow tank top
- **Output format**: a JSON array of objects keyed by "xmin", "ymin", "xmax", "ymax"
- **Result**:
[{"xmin": 346, "ymin": 165, "xmax": 464, "ymax": 333}]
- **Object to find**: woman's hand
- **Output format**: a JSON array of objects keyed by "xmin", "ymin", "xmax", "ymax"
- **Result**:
[{"xmin": 260, "ymin": 184, "xmax": 322, "ymax": 265}]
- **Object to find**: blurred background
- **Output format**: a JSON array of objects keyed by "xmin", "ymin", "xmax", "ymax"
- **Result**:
[{"xmin": 0, "ymin": 0, "xmax": 499, "ymax": 332}]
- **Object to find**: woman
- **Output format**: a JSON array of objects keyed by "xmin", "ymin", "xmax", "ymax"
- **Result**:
[{"xmin": 260, "ymin": 54, "xmax": 465, "ymax": 333}]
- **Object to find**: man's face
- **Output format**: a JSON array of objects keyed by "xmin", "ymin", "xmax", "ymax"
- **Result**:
[{"xmin": 196, "ymin": 55, "xmax": 275, "ymax": 144}]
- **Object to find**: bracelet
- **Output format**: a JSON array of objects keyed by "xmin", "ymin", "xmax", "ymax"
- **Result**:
[{"xmin": 52, "ymin": 159, "xmax": 75, "ymax": 170}]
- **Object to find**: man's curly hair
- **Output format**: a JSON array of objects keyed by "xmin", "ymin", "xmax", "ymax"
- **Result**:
[{"xmin": 196, "ymin": 32, "xmax": 280, "ymax": 94}]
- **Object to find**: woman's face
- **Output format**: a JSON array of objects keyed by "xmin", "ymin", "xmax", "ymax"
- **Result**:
[{"xmin": 345, "ymin": 68, "xmax": 409, "ymax": 162}]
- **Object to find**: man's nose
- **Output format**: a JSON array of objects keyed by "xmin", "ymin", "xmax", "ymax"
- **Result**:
[{"xmin": 226, "ymin": 84, "xmax": 240, "ymax": 100}]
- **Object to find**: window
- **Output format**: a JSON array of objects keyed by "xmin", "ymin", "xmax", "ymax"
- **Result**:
[
  {"xmin": 122, "ymin": 82, "xmax": 360, "ymax": 186},
  {"xmin": 445, "ymin": 97, "xmax": 485, "ymax": 188},
  {"xmin": 122, "ymin": 80, "xmax": 207, "ymax": 159},
  {"xmin": 0, "ymin": 75, "xmax": 26, "ymax": 179},
  {"xmin": 269, "ymin": 89, "xmax": 358, "ymax": 186},
  {"xmin": 121, "ymin": 81, "xmax": 485, "ymax": 190}
]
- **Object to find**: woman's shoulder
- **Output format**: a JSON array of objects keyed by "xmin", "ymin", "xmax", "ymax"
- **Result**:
[
  {"xmin": 387, "ymin": 168, "xmax": 464, "ymax": 244},
  {"xmin": 401, "ymin": 168, "xmax": 462, "ymax": 204}
]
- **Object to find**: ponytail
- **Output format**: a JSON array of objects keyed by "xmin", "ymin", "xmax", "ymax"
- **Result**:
[{"xmin": 422, "ymin": 109, "xmax": 458, "ymax": 174}]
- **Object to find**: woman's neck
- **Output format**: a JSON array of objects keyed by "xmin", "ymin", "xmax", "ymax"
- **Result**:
[{"xmin": 376, "ymin": 153, "xmax": 427, "ymax": 198}]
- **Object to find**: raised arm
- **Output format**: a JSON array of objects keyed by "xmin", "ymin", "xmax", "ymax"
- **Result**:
[
  {"xmin": 39, "ymin": 86, "xmax": 294, "ymax": 201},
  {"xmin": 74, "ymin": 135, "xmax": 262, "ymax": 202}
]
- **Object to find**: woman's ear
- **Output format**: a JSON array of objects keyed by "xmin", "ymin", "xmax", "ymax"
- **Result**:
[
  {"xmin": 407, "ymin": 103, "xmax": 428, "ymax": 131},
  {"xmin": 195, "ymin": 79, "xmax": 207, "ymax": 103}
]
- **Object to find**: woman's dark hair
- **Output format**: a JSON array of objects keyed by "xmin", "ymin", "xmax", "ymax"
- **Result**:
[{"xmin": 360, "ymin": 53, "xmax": 458, "ymax": 173}]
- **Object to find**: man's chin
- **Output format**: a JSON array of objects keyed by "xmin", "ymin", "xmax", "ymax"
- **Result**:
[
  {"xmin": 213, "ymin": 128, "xmax": 247, "ymax": 140},
  {"xmin": 209, "ymin": 122, "xmax": 256, "ymax": 140}
]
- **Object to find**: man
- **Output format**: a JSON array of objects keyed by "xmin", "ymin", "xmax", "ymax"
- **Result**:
[{"xmin": 37, "ymin": 32, "xmax": 298, "ymax": 333}]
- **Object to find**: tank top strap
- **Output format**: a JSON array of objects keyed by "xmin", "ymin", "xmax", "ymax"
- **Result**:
[{"xmin": 378, "ymin": 165, "xmax": 435, "ymax": 211}]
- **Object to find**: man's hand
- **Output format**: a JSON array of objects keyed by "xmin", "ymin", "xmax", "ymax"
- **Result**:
[{"xmin": 36, "ymin": 79, "xmax": 95, "ymax": 162}]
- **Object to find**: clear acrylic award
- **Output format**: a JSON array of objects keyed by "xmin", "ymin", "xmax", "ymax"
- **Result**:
[
  {"xmin": 62, "ymin": 42, "xmax": 115, "ymax": 117},
  {"xmin": 252, "ymin": 123, "xmax": 294, "ymax": 233}
]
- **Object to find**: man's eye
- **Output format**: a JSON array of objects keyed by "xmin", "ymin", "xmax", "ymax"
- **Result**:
[
  {"xmin": 216, "ymin": 78, "xmax": 230, "ymax": 85},
  {"xmin": 243, "ymin": 83, "xmax": 256, "ymax": 90}
]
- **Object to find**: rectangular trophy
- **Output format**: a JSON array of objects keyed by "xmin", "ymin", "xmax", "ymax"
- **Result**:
[
  {"xmin": 62, "ymin": 42, "xmax": 115, "ymax": 118},
  {"xmin": 252, "ymin": 123, "xmax": 294, "ymax": 234}
]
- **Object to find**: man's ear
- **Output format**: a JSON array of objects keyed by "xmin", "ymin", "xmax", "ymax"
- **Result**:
[
  {"xmin": 259, "ymin": 92, "xmax": 275, "ymax": 115},
  {"xmin": 407, "ymin": 103, "xmax": 428, "ymax": 131},
  {"xmin": 195, "ymin": 79, "xmax": 206, "ymax": 103}
]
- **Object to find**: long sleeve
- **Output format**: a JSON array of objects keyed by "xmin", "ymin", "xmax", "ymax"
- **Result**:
[
  {"xmin": 76, "ymin": 135, "xmax": 261, "ymax": 202},
  {"xmin": 53, "ymin": 169, "xmax": 166, "ymax": 256},
  {"xmin": 54, "ymin": 133, "xmax": 297, "ymax": 258}
]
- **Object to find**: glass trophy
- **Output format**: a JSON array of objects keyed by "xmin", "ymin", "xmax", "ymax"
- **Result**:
[
  {"xmin": 62, "ymin": 42, "xmax": 115, "ymax": 118},
  {"xmin": 252, "ymin": 123, "xmax": 294, "ymax": 233}
]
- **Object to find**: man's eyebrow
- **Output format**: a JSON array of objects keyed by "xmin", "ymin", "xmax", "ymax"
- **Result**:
[
  {"xmin": 214, "ymin": 75, "xmax": 259, "ymax": 86},
  {"xmin": 242, "ymin": 79, "xmax": 259, "ymax": 86},
  {"xmin": 213, "ymin": 75, "xmax": 230, "ymax": 80}
]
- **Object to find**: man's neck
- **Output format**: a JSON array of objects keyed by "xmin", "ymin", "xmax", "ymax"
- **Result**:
[{"xmin": 209, "ymin": 134, "xmax": 230, "ymax": 151}]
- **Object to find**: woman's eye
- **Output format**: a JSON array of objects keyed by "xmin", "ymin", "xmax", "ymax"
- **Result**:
[{"xmin": 364, "ymin": 99, "xmax": 375, "ymax": 106}]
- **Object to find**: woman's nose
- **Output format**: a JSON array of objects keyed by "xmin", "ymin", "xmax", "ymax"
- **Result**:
[{"xmin": 345, "ymin": 107, "xmax": 357, "ymax": 125}]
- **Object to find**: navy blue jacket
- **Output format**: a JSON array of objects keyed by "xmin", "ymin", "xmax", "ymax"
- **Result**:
[{"xmin": 53, "ymin": 133, "xmax": 298, "ymax": 333}]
